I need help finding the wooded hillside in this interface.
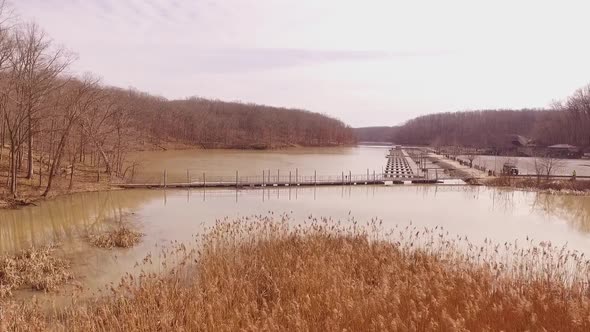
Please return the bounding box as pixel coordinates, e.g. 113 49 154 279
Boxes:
392 109 548 147
145 97 355 149
359 84 590 149
0 5 354 198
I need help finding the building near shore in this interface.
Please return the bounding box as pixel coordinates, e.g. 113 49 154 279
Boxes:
546 144 582 159
507 134 537 156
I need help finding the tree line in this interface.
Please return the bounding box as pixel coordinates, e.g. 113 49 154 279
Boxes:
138 97 355 150
356 84 590 149
0 5 355 198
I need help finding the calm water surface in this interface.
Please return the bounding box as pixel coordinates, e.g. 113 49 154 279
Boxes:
127 146 391 183
1 185 590 294
1 146 589 296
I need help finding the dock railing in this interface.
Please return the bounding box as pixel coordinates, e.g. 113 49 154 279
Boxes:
122 169 390 188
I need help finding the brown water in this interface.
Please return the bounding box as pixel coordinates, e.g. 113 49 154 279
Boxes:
2 185 590 294
127 146 391 183
1 146 590 297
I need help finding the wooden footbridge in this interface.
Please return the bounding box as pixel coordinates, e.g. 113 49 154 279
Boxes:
118 147 457 190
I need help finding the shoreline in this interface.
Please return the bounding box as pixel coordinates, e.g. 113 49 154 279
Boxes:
3 178 589 211
0 183 121 210
2 145 587 210
483 177 590 196
0 144 359 210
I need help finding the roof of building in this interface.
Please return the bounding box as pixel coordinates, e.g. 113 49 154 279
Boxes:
548 144 577 149
509 134 535 147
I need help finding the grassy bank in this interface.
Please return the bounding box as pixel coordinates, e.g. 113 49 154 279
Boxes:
2 215 590 331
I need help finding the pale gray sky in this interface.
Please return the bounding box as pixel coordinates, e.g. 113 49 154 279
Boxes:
13 0 590 127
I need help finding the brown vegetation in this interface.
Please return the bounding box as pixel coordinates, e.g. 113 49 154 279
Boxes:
486 177 590 193
0 245 72 299
87 226 143 249
1 215 590 331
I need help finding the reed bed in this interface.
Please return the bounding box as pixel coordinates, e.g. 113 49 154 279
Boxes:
2 214 590 331
486 176 590 193
87 226 143 249
0 246 72 299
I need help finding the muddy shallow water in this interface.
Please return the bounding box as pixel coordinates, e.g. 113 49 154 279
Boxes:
1 184 590 297
126 146 392 183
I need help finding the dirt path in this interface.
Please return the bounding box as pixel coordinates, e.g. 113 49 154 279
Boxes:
428 153 488 179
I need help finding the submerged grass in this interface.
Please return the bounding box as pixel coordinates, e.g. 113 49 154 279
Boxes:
0 246 72 299
2 214 590 331
87 226 143 249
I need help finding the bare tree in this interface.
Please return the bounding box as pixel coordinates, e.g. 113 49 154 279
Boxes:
466 151 477 168
533 154 565 183
10 23 71 179
43 76 100 197
563 84 590 146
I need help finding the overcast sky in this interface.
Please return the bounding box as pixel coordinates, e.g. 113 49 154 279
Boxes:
13 0 590 127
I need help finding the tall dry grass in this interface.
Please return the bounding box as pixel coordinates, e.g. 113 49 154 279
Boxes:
486 176 590 193
1 214 590 331
0 245 72 299
87 226 143 249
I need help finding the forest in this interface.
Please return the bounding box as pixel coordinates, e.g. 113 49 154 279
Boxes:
0 7 354 199
356 85 590 150
354 126 400 143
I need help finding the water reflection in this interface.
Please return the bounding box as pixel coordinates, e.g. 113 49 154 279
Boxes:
533 194 590 233
1 185 589 256
2 185 590 299
0 190 164 253
127 146 391 183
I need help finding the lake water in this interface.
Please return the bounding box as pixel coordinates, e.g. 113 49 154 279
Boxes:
1 146 590 296
127 146 391 183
